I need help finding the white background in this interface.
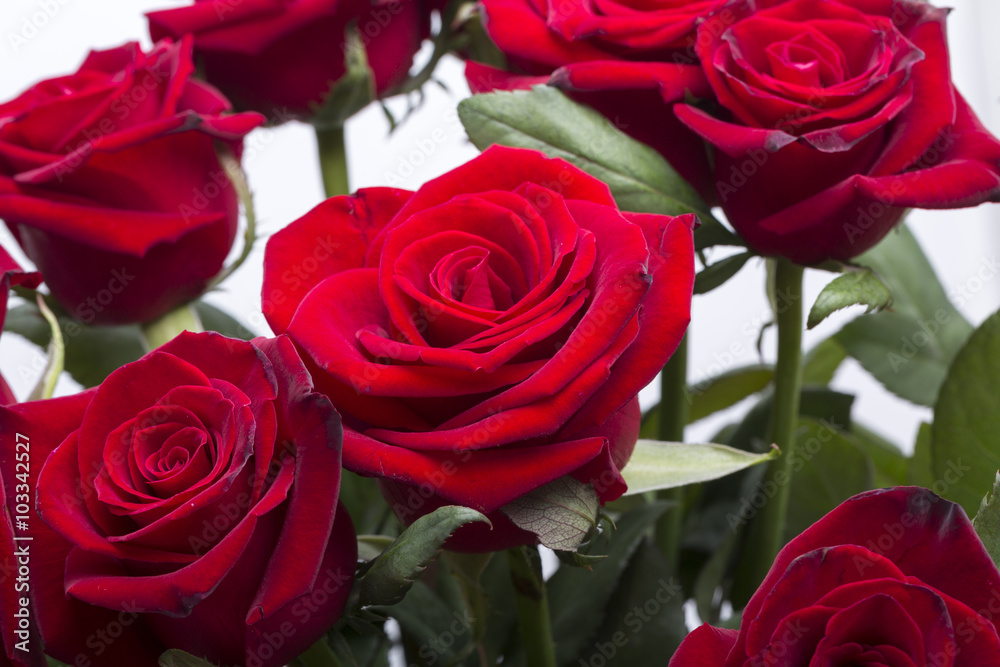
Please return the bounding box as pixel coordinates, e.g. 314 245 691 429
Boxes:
2 0 999 456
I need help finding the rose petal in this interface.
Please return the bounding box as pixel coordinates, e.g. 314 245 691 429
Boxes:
262 188 412 334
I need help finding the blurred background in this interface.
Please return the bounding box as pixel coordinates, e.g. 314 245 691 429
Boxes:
2 0 999 455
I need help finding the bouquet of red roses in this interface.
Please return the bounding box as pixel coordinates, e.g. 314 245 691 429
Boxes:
3 0 1000 665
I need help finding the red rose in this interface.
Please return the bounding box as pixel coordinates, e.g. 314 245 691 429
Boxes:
147 0 430 121
0 332 356 667
675 0 1000 263
0 39 262 325
0 247 41 404
671 487 1000 665
263 145 695 550
466 0 729 199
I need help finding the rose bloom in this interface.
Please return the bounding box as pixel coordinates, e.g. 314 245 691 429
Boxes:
0 39 261 325
147 0 430 121
675 0 1000 263
0 332 356 667
671 487 1000 665
263 145 695 550
0 247 41 404
465 0 732 199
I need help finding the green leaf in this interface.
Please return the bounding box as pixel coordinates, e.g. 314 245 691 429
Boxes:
694 251 754 295
554 548 607 569
801 337 848 386
357 535 395 562
457 86 724 233
688 365 774 424
621 440 779 496
308 27 375 130
340 469 395 536
850 423 908 488
837 224 973 406
547 502 672 667
973 472 1000 569
727 388 856 455
374 580 471 666
835 312 955 407
500 476 598 551
579 540 685 665
693 529 740 625
358 505 490 607
931 308 1000 516
158 649 217 667
908 423 934 487
193 301 255 341
782 419 875 544
807 268 893 329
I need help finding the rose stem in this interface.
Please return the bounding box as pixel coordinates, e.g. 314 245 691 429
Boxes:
315 125 350 197
654 335 689 574
291 637 344 667
744 258 804 591
507 546 558 667
139 303 203 351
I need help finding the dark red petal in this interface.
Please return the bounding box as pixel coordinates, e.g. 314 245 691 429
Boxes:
247 335 347 619
37 431 195 564
366 146 617 263
262 188 412 334
0 179 222 257
244 503 356 667
0 244 41 337
465 62 549 93
343 428 608 513
365 315 639 450
160 331 278 408
869 3 955 176
746 545 907 658
552 60 711 102
479 0 612 70
675 104 797 156
814 593 942 664
63 457 295 616
561 212 694 436
668 625 740 666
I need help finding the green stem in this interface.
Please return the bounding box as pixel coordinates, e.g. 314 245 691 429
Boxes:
315 125 350 198
654 335 689 573
745 259 805 590
507 547 557 667
28 294 64 401
291 637 343 667
140 303 203 351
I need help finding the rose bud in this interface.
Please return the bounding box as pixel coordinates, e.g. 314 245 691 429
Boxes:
147 0 431 122
0 39 262 325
